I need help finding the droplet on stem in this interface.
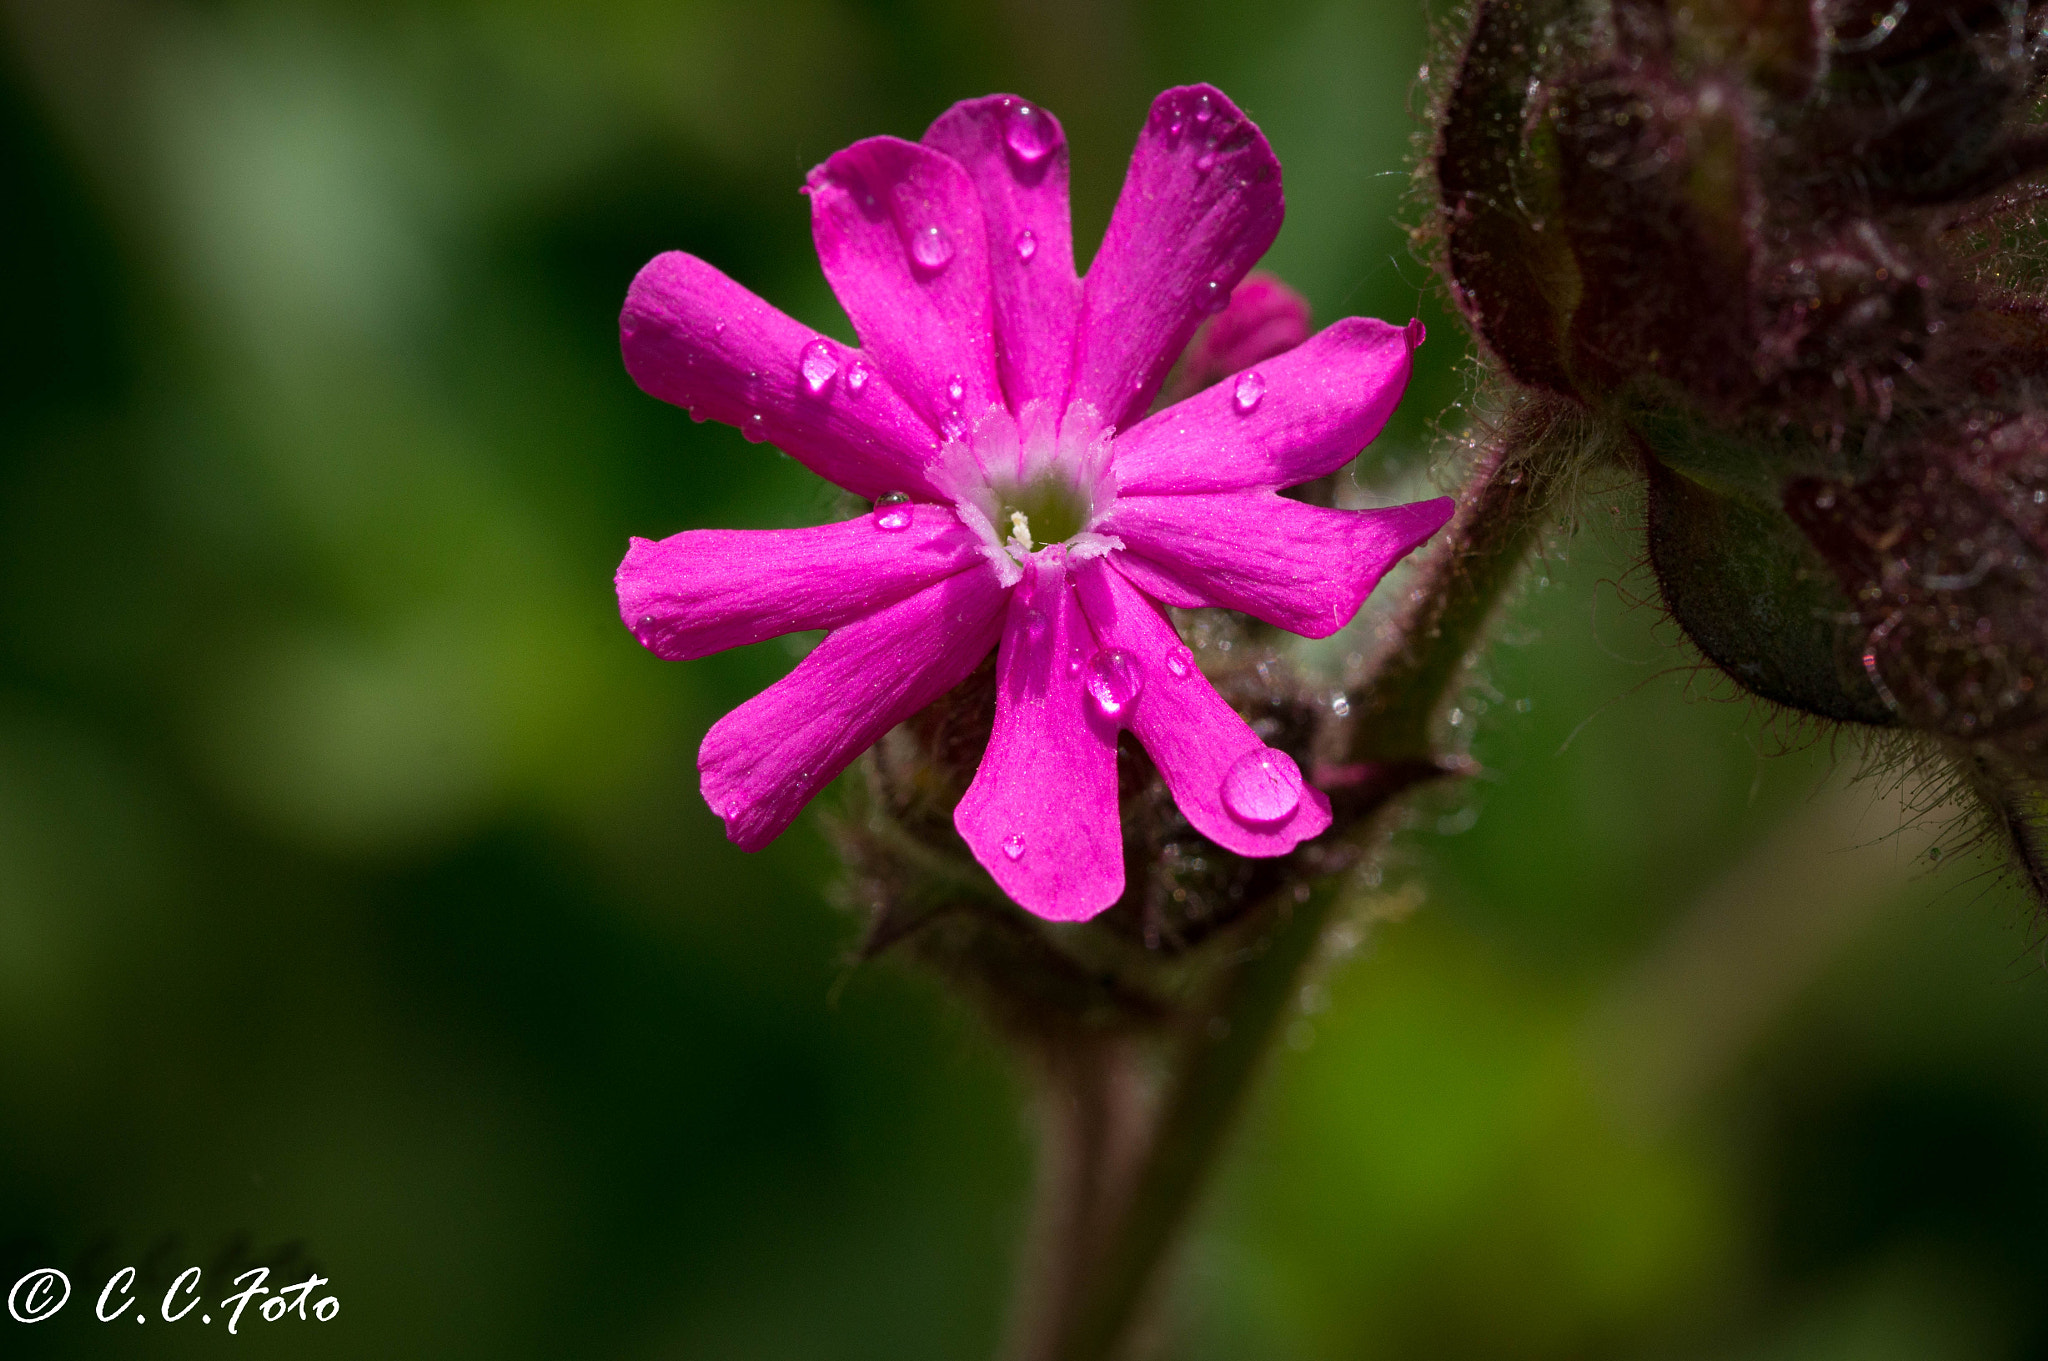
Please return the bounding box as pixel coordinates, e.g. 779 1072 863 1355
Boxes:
1221 748 1304 824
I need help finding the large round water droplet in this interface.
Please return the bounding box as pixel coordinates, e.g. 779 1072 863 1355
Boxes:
1084 649 1144 718
872 491 913 531
910 223 954 271
1233 369 1266 414
1005 103 1055 163
845 359 870 394
1001 832 1026 861
1200 279 1230 313
1164 645 1193 678
1222 748 1304 824
799 338 838 394
1015 228 1037 262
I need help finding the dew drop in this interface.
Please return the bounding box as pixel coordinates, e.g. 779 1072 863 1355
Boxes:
845 358 870 394
742 413 766 442
1200 279 1230 313
1084 649 1144 717
910 223 954 271
1195 151 1217 173
1005 103 1055 163
940 411 968 442
1001 832 1027 861
799 338 838 394
872 491 913 531
1193 92 1214 124
1233 369 1266 414
1015 228 1038 262
1222 748 1304 824
947 373 965 403
1165 645 1193 678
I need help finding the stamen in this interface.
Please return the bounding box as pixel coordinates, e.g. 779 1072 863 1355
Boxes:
1009 510 1035 551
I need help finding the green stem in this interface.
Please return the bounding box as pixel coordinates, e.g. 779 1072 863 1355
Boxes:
1033 393 1582 1361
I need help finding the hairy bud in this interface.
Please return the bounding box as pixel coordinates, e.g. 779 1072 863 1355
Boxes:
1430 0 2048 890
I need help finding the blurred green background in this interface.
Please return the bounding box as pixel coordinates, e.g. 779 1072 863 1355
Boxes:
2 1 2044 1358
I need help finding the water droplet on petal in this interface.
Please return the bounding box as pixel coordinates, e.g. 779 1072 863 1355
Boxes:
1004 103 1055 163
1015 228 1037 262
723 800 742 819
799 338 838 394
1195 151 1216 172
1222 748 1304 824
1200 279 1230 313
947 374 965 403
1001 832 1026 861
940 411 968 442
1233 369 1266 414
1167 117 1185 141
1084 649 1144 717
910 223 954 271
1193 93 1214 124
846 359 870 394
742 414 766 442
872 491 913 531
1165 645 1193 678
1020 607 1048 640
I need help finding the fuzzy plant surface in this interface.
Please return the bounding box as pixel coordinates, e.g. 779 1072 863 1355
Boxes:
1428 0 2048 897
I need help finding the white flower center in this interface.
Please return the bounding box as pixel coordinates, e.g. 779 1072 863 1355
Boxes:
937 399 1124 585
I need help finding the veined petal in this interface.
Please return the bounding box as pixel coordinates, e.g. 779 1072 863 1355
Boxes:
1112 318 1420 495
1072 558 1332 857
1070 85 1285 430
923 95 1083 414
701 568 1009 851
955 550 1124 921
618 508 985 660
806 137 1002 432
621 252 946 501
1098 492 1454 638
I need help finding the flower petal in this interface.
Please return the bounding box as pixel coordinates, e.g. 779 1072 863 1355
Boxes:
1072 558 1332 857
923 95 1083 414
621 252 947 501
1111 318 1421 496
618 508 986 661
1162 271 1312 404
1098 492 1454 637
701 566 1009 851
806 136 1003 432
954 550 1124 921
1070 85 1285 430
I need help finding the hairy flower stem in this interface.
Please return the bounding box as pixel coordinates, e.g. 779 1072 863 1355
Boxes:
1019 395 1583 1361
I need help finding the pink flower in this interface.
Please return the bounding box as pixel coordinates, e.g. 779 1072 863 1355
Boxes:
616 86 1453 923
